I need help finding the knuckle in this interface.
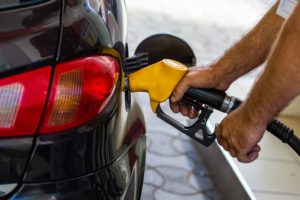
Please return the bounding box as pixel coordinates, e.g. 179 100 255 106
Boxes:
230 151 237 158
237 156 247 163
214 126 221 136
230 148 237 157
170 106 178 113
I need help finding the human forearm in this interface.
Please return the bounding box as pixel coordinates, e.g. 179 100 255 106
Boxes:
241 2 300 125
171 1 284 104
212 1 284 88
206 1 300 163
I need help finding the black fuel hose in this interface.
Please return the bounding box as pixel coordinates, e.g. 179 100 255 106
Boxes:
182 88 300 156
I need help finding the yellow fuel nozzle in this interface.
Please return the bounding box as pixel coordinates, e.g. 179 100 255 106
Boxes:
124 59 188 112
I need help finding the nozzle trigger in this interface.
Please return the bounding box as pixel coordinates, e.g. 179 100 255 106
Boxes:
156 105 215 147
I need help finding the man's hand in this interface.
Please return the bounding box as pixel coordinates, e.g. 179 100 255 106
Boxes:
215 0 300 162
170 66 229 118
170 65 266 163
215 106 266 163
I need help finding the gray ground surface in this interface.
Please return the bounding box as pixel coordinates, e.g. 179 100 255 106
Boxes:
126 0 272 199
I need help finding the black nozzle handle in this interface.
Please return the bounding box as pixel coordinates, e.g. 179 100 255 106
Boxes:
156 105 215 147
182 87 300 156
183 88 240 113
183 88 225 110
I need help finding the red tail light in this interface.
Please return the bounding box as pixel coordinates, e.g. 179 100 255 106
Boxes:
0 55 118 137
39 56 119 134
0 67 51 137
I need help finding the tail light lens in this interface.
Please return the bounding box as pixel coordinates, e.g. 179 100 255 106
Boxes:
39 56 119 134
0 67 51 137
0 55 118 137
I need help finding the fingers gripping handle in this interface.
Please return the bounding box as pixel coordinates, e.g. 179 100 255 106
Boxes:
183 87 300 155
125 58 300 154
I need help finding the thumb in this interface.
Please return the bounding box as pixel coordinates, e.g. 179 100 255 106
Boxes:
171 79 190 103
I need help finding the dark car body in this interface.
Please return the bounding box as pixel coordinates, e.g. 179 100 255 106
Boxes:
0 0 146 199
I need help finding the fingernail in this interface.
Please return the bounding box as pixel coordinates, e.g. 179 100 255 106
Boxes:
173 104 179 112
249 152 257 160
171 96 176 102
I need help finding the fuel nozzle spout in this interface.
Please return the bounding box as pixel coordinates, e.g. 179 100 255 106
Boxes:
123 59 188 112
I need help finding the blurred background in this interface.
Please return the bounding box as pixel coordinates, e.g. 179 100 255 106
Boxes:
127 0 273 64
126 0 276 200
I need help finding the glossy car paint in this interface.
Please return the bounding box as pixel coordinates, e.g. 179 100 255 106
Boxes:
0 0 60 72
0 0 61 186
13 136 146 200
0 0 146 199
58 0 127 61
